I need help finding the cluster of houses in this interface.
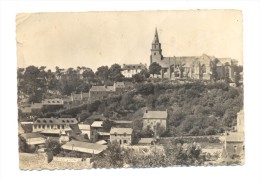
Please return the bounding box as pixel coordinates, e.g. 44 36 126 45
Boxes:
19 102 244 165
19 109 169 156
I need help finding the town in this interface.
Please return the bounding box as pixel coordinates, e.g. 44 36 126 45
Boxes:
18 28 244 169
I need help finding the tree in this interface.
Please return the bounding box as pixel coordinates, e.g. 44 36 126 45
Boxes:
82 68 95 82
132 73 145 83
108 64 124 82
149 62 161 77
45 139 61 156
102 120 116 132
95 66 109 82
211 59 218 82
106 141 124 168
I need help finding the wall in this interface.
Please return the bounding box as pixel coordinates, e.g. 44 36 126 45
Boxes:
143 119 167 131
110 134 132 145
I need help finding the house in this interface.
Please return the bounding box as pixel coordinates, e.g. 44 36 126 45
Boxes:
61 140 107 155
112 120 132 128
42 98 64 106
122 63 147 78
114 82 126 93
20 132 46 145
78 123 98 143
32 117 78 135
71 92 89 104
88 85 115 103
143 110 167 131
110 127 133 145
224 109 244 158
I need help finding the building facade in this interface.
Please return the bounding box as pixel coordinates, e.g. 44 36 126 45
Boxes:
150 28 238 81
143 110 167 131
122 63 147 78
33 118 78 135
110 128 133 145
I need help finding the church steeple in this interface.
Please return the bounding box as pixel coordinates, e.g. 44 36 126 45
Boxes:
150 27 163 62
153 27 159 43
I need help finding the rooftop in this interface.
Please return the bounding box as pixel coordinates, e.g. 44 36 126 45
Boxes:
91 121 103 128
20 132 45 139
143 110 167 119
110 127 133 134
122 63 147 70
226 132 244 142
90 86 115 92
61 140 107 154
34 118 78 125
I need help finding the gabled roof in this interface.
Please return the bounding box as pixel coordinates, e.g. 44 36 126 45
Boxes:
143 110 167 119
42 98 63 105
110 127 133 135
78 124 91 131
91 121 103 128
34 118 78 125
61 140 107 154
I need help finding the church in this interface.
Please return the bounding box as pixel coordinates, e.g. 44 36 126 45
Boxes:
150 28 238 81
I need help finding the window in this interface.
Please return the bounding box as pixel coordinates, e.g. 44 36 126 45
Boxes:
57 125 60 129
61 125 65 129
42 125 45 129
123 140 127 144
154 52 156 55
47 125 50 129
34 125 37 129
114 133 117 136
234 146 237 153
51 125 53 129
124 133 127 137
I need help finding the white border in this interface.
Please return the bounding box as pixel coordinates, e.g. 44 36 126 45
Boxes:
0 1 259 180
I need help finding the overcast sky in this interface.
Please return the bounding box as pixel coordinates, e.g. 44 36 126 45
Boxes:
16 10 242 71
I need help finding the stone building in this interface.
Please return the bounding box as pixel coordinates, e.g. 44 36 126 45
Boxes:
32 117 78 135
143 110 167 131
150 28 238 81
110 127 133 145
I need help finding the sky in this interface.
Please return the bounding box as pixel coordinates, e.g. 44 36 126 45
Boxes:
16 10 243 71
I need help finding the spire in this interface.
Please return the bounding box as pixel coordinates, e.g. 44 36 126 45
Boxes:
153 27 159 43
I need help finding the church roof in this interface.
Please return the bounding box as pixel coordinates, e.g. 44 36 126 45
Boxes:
153 27 159 43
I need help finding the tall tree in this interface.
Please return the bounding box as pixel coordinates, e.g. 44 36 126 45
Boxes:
149 62 161 77
108 64 124 82
95 66 109 82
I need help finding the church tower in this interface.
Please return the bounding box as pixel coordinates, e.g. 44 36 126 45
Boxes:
150 28 163 64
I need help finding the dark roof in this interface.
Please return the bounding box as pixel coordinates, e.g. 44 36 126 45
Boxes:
87 114 106 121
143 110 167 119
42 98 63 105
70 124 81 134
122 63 147 70
20 132 45 139
90 86 114 92
34 118 78 125
110 128 133 135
